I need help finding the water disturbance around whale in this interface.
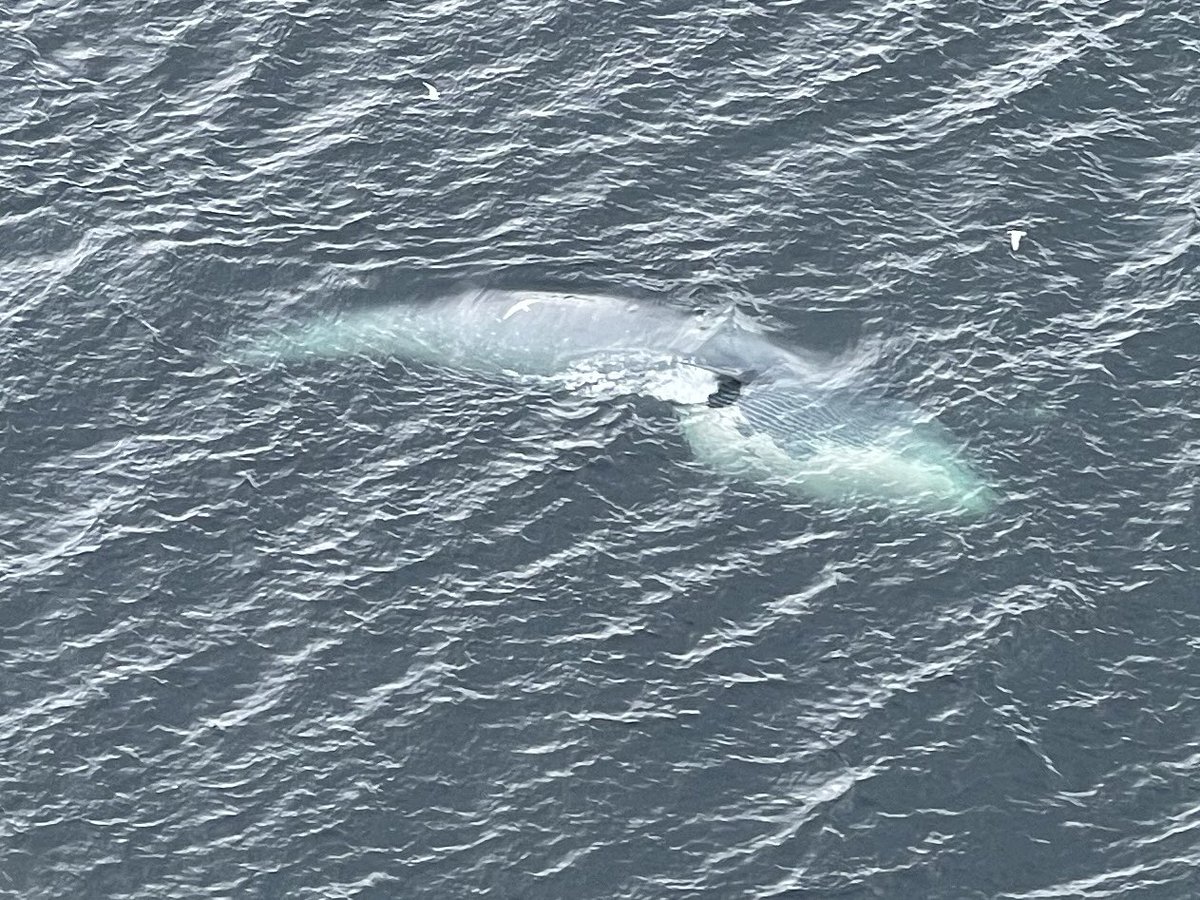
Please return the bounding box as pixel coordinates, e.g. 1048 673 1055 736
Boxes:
236 287 997 515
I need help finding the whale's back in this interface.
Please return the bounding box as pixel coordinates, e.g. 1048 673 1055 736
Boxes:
241 288 710 376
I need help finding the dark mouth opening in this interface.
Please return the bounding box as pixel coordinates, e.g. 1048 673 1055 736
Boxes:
706 374 745 408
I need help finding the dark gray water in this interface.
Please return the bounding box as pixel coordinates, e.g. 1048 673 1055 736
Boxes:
2 0 1198 896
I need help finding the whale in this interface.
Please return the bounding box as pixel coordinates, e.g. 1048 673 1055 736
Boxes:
237 287 997 515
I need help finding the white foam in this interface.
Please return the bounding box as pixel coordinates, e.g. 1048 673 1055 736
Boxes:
641 364 720 405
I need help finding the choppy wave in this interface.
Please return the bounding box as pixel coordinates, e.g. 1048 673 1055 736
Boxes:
1 0 1197 896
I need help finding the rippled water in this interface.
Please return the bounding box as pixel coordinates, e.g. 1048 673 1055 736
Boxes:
2 0 1198 896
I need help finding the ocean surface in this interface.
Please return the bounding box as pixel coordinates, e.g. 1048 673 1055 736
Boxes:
2 0 1198 896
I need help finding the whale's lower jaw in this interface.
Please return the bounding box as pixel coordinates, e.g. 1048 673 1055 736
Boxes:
679 405 997 516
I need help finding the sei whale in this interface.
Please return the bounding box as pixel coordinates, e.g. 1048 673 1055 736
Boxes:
239 287 997 515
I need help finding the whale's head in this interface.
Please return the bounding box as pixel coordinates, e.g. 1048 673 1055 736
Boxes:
679 376 997 516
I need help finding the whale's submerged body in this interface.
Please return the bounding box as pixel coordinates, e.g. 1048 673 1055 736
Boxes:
242 288 997 515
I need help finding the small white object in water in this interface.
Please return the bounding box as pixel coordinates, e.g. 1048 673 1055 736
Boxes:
1007 229 1026 251
422 81 439 100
